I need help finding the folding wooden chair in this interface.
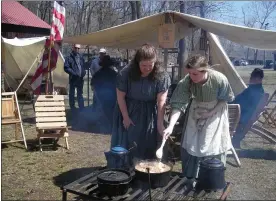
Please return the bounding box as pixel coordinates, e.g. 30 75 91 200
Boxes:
258 90 276 128
227 104 241 167
241 93 270 136
1 92 27 149
34 95 69 152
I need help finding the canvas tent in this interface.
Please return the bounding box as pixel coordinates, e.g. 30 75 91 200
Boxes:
64 11 276 95
1 37 68 93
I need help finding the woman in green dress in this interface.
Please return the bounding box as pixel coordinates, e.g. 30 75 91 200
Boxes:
163 55 234 181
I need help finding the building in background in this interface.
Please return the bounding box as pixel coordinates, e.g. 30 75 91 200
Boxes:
1 1 50 38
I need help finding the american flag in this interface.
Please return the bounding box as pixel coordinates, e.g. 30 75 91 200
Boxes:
30 1 65 94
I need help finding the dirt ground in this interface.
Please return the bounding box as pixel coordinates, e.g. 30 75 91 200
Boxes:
1 67 276 200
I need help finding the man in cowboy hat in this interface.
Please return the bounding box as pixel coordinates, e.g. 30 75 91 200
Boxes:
64 44 86 110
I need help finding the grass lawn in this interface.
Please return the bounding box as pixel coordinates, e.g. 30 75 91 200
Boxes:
1 66 276 200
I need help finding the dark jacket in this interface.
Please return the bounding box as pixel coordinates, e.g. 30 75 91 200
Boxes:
231 84 264 124
64 52 86 81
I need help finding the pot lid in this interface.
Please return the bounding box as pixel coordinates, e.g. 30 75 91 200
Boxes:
97 169 131 184
111 146 128 153
200 158 224 168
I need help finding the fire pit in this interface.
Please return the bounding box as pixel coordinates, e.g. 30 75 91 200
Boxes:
61 167 232 201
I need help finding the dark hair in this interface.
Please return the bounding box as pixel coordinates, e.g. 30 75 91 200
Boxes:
251 68 264 79
99 55 113 68
129 43 164 81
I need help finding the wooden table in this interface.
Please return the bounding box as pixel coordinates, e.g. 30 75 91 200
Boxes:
61 168 231 201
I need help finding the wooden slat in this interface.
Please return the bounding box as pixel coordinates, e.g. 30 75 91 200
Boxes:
2 119 21 124
35 102 65 107
1 98 13 101
36 122 67 128
36 117 66 123
35 107 65 112
250 127 276 144
35 112 66 117
36 95 64 101
2 92 16 96
37 133 68 138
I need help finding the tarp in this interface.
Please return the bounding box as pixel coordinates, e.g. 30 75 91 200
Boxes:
1 36 68 93
63 11 276 95
64 11 276 50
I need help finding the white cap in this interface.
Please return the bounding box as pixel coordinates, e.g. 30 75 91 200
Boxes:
99 48 106 53
74 44 81 48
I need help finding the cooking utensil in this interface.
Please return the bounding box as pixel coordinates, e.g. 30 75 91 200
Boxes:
97 169 132 196
134 160 172 188
156 138 167 159
146 168 152 201
196 158 226 191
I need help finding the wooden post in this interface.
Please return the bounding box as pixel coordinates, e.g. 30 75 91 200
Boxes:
164 49 168 71
163 13 171 71
45 39 53 95
87 46 90 106
126 49 129 63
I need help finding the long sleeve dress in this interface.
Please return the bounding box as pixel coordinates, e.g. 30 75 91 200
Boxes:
170 69 235 178
111 66 171 160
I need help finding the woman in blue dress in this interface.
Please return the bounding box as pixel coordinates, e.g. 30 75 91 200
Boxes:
111 44 171 160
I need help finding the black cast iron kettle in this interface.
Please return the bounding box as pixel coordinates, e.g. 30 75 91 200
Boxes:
196 157 226 191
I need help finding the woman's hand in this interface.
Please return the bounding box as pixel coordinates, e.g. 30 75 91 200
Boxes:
199 110 215 119
162 126 174 140
123 116 135 129
157 123 165 136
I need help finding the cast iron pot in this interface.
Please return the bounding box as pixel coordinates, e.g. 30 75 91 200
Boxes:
97 169 132 196
134 160 172 189
196 158 226 191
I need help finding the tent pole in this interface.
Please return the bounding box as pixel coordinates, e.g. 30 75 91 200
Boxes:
15 47 44 92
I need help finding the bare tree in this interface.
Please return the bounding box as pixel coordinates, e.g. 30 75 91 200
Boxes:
246 2 276 63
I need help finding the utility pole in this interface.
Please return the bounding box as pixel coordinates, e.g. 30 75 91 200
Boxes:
263 23 269 68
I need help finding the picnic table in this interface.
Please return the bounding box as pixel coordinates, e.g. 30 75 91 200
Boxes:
61 167 231 201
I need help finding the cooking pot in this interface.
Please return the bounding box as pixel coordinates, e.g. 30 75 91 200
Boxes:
134 160 172 188
104 144 136 170
97 169 132 196
196 158 226 191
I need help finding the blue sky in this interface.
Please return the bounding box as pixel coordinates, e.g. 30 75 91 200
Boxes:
220 1 276 30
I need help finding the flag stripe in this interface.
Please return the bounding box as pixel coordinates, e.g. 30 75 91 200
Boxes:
31 1 65 95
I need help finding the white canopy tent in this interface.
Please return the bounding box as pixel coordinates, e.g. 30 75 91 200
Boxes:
1 36 68 94
64 11 276 95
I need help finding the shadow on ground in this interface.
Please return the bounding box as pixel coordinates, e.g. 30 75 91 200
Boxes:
53 166 104 187
1 139 63 152
237 148 276 160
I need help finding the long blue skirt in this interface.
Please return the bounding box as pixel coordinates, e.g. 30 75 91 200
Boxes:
111 99 163 160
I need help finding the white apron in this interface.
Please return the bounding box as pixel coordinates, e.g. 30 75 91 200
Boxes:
182 99 232 157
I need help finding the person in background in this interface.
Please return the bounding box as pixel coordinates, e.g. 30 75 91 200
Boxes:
64 44 86 110
111 44 171 160
231 68 265 148
91 55 117 132
90 48 107 77
90 48 107 106
163 55 234 184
